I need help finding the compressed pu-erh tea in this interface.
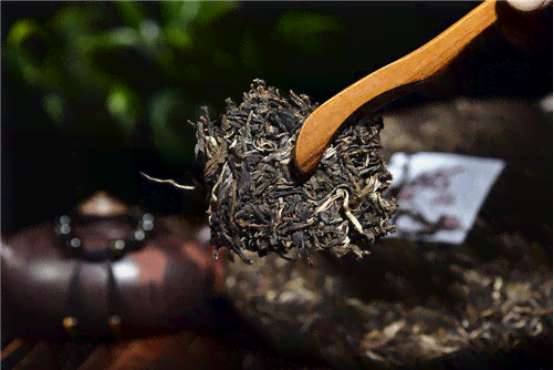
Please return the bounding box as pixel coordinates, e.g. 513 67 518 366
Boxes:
191 80 397 262
221 96 553 369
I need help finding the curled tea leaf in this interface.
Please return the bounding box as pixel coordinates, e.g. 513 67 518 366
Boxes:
193 79 397 261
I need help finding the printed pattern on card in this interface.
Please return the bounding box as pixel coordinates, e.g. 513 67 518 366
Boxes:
386 152 505 244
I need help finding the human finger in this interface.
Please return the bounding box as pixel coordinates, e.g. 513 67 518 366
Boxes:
506 0 552 12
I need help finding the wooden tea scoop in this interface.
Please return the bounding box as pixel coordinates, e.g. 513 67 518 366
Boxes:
294 0 500 175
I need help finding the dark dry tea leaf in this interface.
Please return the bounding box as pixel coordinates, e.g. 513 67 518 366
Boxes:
222 97 553 368
224 248 552 367
191 79 396 263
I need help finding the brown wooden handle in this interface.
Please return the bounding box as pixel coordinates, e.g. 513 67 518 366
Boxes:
294 0 499 175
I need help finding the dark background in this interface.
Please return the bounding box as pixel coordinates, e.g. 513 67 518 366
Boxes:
1 3 552 370
2 1 552 237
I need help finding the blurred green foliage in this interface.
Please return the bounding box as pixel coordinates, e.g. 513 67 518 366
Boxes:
4 1 350 171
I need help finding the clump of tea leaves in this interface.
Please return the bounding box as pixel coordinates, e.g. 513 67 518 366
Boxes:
191 79 396 263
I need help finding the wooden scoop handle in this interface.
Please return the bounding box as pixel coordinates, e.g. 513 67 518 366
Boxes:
294 0 499 176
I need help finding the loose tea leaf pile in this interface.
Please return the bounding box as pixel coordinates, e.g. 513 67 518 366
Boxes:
223 97 553 368
191 80 396 262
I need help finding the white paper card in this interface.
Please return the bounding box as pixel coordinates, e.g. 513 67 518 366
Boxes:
386 152 505 244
